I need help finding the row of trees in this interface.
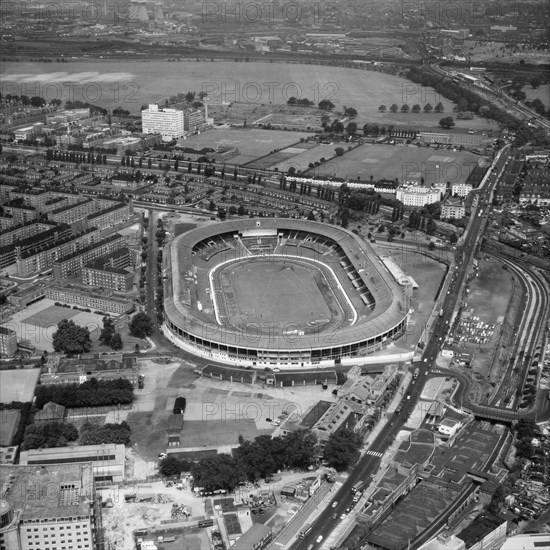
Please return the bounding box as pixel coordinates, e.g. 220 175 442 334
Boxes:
21 421 78 451
379 102 445 113
160 428 363 492
35 378 134 409
21 420 132 450
80 421 132 445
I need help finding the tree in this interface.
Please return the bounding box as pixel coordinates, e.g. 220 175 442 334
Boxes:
324 428 362 471
110 333 123 351
450 233 458 245
128 312 154 338
346 122 358 135
378 105 387 112
434 102 444 113
159 456 184 477
401 104 410 113
191 454 243 492
208 200 216 211
52 319 92 354
389 104 399 113
307 210 316 221
426 217 436 234
99 316 116 347
424 103 433 113
439 116 455 129
344 107 358 117
412 104 421 113
335 147 345 156
237 204 246 216
318 99 335 111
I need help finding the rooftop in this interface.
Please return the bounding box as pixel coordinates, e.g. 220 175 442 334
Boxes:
0 463 94 521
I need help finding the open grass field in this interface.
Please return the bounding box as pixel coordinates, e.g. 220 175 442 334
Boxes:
0 369 41 403
219 260 335 328
22 304 79 328
179 127 311 165
267 143 343 172
0 60 455 117
522 83 550 108
310 143 480 184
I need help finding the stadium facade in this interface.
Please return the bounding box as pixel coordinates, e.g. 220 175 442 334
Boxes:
163 219 410 367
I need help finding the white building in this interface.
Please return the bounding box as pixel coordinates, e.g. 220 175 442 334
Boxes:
451 183 473 197
396 185 442 207
438 418 462 437
141 104 184 142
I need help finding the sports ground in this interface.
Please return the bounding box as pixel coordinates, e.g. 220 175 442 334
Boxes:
219 260 338 328
309 143 480 184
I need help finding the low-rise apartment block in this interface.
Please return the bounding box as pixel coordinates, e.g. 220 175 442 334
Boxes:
451 183 473 197
81 248 134 291
45 286 133 314
441 197 466 219
396 185 442 207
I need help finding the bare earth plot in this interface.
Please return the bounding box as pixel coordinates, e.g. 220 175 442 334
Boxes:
310 144 480 185
22 305 79 327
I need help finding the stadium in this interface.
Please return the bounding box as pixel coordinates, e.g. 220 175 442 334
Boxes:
163 219 411 367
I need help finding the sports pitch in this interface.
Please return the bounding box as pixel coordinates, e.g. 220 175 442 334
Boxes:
22 304 79 328
309 143 480 185
219 260 339 328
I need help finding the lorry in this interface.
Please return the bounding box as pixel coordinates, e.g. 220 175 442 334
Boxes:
351 480 364 494
413 368 419 380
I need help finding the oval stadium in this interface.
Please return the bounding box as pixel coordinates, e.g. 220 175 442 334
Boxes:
163 219 411 367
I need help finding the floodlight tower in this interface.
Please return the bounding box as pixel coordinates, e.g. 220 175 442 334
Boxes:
155 1 164 21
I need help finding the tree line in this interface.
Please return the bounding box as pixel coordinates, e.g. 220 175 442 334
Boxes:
35 378 134 409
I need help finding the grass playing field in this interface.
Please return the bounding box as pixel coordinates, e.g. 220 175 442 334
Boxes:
22 304 79 328
310 143 480 184
219 260 337 328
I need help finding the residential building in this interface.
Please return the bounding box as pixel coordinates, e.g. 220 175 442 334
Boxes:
339 372 376 405
48 199 98 225
396 185 442 207
232 524 272 550
81 248 134 291
0 326 17 357
441 197 466 219
141 104 185 141
85 201 133 230
9 189 49 209
19 443 126 484
311 400 364 448
15 227 101 277
438 417 463 438
183 109 207 132
2 203 38 225
52 234 126 280
45 286 133 314
0 222 57 248
0 462 95 550
451 183 473 197
417 131 483 147
8 284 47 308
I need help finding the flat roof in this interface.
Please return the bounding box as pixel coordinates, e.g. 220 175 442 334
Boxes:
166 219 407 351
0 369 41 403
0 463 94 520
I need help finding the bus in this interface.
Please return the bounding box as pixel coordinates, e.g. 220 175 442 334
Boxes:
351 481 364 494
299 525 313 539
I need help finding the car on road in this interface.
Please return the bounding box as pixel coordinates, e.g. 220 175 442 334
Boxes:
332 500 338 508
341 512 348 520
316 535 323 543
331 512 338 519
